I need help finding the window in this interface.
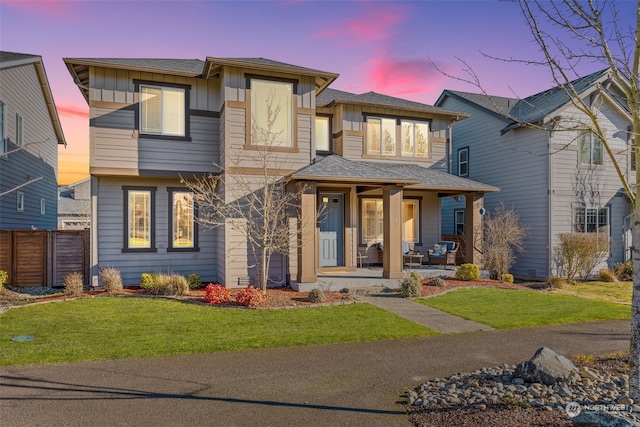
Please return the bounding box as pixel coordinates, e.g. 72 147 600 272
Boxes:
250 78 293 147
574 206 609 234
315 116 331 152
631 146 636 172
455 209 465 234
401 120 429 157
367 117 396 156
123 187 156 251
17 191 24 212
16 113 23 147
361 198 420 244
458 147 469 177
40 198 45 215
140 85 185 137
579 132 604 165
169 189 198 251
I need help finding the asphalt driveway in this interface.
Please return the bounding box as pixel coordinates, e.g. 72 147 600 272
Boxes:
0 320 631 427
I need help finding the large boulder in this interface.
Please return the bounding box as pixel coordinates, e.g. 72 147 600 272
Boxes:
514 347 578 385
572 410 640 427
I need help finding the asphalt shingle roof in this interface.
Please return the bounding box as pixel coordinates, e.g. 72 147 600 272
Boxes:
65 58 205 75
0 51 40 64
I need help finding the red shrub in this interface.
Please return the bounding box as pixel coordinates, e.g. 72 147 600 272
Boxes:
236 286 266 307
204 283 231 304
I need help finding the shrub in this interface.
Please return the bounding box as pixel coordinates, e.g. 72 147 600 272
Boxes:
500 273 514 283
204 283 231 304
428 277 445 287
308 288 326 303
143 273 189 296
236 286 266 307
548 276 566 289
598 268 618 283
482 204 528 280
63 272 84 296
187 273 202 289
0 270 7 292
100 266 123 293
553 233 609 282
140 273 157 290
455 263 480 281
400 271 422 298
613 260 633 281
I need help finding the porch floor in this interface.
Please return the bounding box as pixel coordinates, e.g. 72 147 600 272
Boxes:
291 265 460 293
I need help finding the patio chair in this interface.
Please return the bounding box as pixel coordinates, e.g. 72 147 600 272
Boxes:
427 241 459 269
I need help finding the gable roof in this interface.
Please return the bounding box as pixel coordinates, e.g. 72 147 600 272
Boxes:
437 69 614 133
293 155 498 194
0 51 67 146
318 88 469 118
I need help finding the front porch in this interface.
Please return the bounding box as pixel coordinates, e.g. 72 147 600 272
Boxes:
290 265 461 293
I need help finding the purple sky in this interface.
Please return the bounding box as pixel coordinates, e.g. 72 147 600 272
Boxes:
0 0 635 184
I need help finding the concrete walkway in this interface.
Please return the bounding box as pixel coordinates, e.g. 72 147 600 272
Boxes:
354 290 494 334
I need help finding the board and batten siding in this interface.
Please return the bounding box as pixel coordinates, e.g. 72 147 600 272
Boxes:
93 176 218 285
0 62 60 229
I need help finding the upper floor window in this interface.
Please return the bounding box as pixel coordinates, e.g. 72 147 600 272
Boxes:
367 117 396 156
250 78 293 147
401 120 429 158
40 198 46 215
574 206 609 234
169 189 198 251
458 147 469 177
315 116 331 152
631 146 636 172
16 113 23 147
579 132 603 165
17 191 24 212
140 85 185 137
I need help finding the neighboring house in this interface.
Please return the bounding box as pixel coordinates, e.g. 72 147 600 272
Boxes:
436 69 634 280
64 56 498 288
0 51 66 229
58 178 91 229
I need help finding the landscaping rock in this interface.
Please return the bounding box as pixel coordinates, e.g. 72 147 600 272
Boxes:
571 410 640 427
514 347 578 385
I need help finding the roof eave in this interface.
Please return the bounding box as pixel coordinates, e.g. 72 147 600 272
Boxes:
33 59 66 146
292 174 420 185
319 98 470 119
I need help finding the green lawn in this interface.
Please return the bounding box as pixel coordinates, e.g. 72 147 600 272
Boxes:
0 298 435 366
551 281 632 305
417 288 631 329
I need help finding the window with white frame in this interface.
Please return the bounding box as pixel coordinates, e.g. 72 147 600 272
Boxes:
40 198 45 215
458 147 469 177
361 198 420 244
574 206 609 234
124 187 156 251
17 191 24 212
16 113 23 147
401 120 429 158
579 132 604 165
169 189 197 251
140 85 185 137
315 116 331 152
250 78 293 147
455 209 465 234
367 117 396 156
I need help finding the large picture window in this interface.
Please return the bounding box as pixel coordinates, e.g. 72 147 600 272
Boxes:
250 78 293 147
579 132 604 165
401 120 429 157
140 85 185 137
361 198 420 244
124 187 156 251
169 189 198 251
367 117 396 156
574 206 609 234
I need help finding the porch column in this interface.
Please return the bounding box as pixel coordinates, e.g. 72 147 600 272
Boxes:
383 186 403 279
464 193 484 265
297 183 317 282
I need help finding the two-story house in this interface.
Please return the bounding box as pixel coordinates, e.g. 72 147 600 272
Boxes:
0 51 66 230
437 69 634 280
58 178 91 229
64 56 497 288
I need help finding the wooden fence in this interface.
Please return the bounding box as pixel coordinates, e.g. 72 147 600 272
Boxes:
0 229 90 287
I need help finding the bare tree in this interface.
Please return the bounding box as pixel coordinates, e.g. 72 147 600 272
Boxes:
439 0 639 399
482 203 528 280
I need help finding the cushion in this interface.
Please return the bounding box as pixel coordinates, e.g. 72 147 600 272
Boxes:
433 243 447 256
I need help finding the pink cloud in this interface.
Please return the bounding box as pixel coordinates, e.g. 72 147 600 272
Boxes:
314 5 408 46
1 0 76 18
57 103 89 120
363 57 445 99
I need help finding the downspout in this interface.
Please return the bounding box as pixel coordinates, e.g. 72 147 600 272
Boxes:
548 129 554 278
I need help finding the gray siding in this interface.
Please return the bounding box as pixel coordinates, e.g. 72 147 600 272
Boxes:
0 62 59 229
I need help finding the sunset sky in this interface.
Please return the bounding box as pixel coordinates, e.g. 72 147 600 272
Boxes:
0 0 635 185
